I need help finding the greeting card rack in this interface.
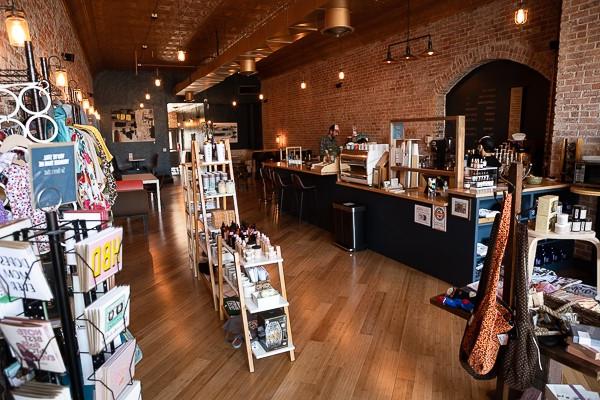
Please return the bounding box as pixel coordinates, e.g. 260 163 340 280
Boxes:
186 138 240 311
0 214 142 400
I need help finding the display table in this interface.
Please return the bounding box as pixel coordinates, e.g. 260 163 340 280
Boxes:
122 173 161 212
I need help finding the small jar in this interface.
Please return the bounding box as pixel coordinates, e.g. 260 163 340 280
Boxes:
217 180 227 194
226 180 235 193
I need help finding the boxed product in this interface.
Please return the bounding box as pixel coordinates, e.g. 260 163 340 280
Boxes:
251 288 281 309
535 212 556 233
545 384 599 400
257 308 288 351
538 195 559 215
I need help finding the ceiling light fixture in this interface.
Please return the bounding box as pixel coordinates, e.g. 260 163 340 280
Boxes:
142 44 148 49
514 0 528 25
232 100 237 107
184 91 194 102
259 93 264 101
177 49 186 62
239 58 257 76
300 80 307 90
151 12 158 19
321 0 354 37
3 2 30 47
383 1 436 63
139 102 144 108
338 70 345 80
145 90 151 100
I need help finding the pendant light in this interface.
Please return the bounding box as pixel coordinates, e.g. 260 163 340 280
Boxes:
139 102 145 109
300 78 307 89
383 47 397 64
82 98 90 110
232 100 237 107
338 70 345 80
403 0 416 61
4 4 30 47
145 90 151 100
422 35 435 56
514 0 528 25
176 0 186 62
154 69 161 87
177 49 186 62
259 94 264 101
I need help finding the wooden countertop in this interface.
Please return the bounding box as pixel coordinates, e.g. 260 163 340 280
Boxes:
447 179 570 198
571 185 600 197
336 181 449 207
263 161 338 176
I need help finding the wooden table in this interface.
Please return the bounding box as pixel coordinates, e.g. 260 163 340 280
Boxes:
122 173 161 212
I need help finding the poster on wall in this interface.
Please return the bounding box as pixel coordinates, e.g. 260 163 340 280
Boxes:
111 109 155 143
414 205 431 227
432 206 447 232
212 122 238 143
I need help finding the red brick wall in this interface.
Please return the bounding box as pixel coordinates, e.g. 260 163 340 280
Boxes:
261 0 561 154
551 0 600 176
0 0 92 97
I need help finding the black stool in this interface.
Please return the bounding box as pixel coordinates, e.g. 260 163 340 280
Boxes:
259 167 272 203
273 171 293 212
291 174 317 224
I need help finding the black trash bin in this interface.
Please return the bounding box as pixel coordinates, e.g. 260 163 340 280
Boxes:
333 202 366 251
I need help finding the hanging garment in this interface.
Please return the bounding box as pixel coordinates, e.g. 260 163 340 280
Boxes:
460 193 513 379
502 222 541 390
52 105 71 142
1 162 49 252
75 125 117 206
71 128 110 210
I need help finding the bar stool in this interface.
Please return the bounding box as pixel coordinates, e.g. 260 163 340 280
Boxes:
258 167 272 203
273 171 293 212
291 174 317 224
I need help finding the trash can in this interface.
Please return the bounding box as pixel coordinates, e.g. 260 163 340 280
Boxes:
333 202 366 251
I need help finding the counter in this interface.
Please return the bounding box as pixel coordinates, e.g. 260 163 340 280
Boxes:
263 161 337 231
448 179 570 198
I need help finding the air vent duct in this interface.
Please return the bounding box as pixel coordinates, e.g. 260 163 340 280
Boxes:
321 0 354 37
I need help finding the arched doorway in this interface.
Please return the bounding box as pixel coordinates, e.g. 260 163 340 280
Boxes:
446 60 550 175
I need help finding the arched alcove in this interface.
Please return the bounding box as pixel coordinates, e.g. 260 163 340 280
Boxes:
446 60 550 175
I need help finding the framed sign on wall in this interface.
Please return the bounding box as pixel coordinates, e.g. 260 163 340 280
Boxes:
111 108 155 143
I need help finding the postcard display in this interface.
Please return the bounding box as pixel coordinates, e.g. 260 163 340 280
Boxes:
0 213 141 400
0 69 140 399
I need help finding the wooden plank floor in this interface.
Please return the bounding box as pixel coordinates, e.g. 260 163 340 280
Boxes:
115 180 595 399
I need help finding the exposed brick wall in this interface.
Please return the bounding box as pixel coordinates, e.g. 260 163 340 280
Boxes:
551 0 600 176
0 0 92 97
261 0 561 154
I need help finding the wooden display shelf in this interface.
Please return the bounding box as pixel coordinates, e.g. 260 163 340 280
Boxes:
251 341 296 360
478 217 496 225
204 192 237 200
198 160 233 167
429 295 600 380
240 256 284 268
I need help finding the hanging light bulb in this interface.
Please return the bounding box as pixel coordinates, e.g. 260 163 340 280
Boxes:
82 98 90 110
145 91 151 100
422 36 435 57
4 9 30 47
177 49 186 62
154 77 161 87
383 47 397 64
232 100 237 107
404 45 416 60
300 80 307 90
259 94 264 101
338 70 345 80
139 102 144 108
55 68 68 87
514 1 528 25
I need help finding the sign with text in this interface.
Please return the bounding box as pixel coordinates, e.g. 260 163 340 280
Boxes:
432 206 447 232
30 143 76 209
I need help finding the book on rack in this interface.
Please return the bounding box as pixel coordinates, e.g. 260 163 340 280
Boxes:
75 227 123 292
84 285 130 355
95 339 136 400
116 380 141 400
0 317 66 373
12 381 71 400
0 241 53 301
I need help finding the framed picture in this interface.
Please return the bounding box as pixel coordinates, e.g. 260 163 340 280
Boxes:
111 108 155 143
414 204 432 227
212 122 238 143
451 197 470 219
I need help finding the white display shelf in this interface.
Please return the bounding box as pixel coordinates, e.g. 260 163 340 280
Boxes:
198 160 232 167
204 192 236 200
251 341 295 360
245 295 288 314
240 256 283 268
528 229 596 241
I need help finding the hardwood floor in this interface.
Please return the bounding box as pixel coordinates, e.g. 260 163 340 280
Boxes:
115 180 593 399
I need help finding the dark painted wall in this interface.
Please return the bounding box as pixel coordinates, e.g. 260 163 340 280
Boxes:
446 60 550 175
196 74 263 150
94 70 187 175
